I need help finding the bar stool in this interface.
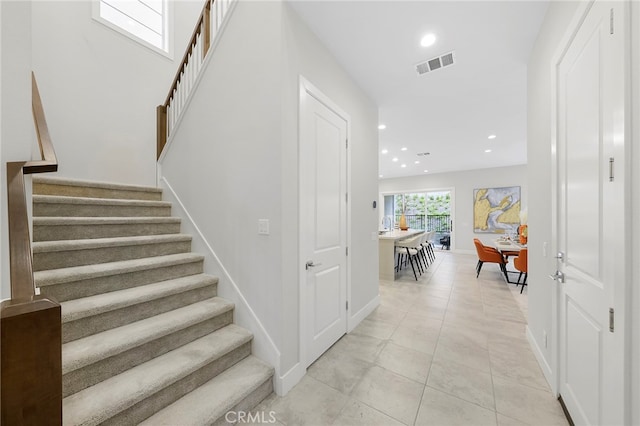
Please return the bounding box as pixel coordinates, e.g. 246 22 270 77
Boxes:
395 233 425 281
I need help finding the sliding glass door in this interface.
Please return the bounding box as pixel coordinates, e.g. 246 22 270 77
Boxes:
382 191 453 246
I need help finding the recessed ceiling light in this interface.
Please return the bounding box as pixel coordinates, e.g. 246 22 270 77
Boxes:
379 174 383 178
414 160 420 164
485 149 492 153
420 33 436 48
392 157 399 162
378 124 387 130
401 164 407 168
381 149 388 154
488 134 496 140
401 147 408 151
424 170 429 173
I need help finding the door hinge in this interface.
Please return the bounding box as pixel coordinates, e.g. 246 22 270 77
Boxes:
609 307 615 332
346 139 348 149
609 157 614 182
346 247 349 256
345 193 348 203
610 8 614 34
346 301 349 311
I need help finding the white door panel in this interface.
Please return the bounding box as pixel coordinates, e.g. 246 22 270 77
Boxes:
556 1 626 424
300 82 348 367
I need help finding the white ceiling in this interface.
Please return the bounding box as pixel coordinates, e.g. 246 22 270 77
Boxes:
288 0 549 179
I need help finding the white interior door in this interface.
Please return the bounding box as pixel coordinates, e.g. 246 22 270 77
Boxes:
300 80 348 367
555 1 626 424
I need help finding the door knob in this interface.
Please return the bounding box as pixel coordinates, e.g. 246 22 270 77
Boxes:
549 270 565 283
305 260 322 270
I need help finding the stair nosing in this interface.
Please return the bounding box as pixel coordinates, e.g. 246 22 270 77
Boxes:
61 274 218 323
62 325 252 426
35 253 204 287
33 234 192 254
33 176 162 193
62 297 235 374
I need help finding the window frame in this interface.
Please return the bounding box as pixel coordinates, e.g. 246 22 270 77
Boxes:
92 0 174 60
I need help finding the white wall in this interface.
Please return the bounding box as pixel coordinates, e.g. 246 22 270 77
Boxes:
281 2 380 374
526 0 580 390
632 4 640 423
378 165 527 252
31 0 203 186
159 0 285 373
159 0 379 394
0 1 34 300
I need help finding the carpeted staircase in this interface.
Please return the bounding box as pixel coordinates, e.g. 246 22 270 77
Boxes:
32 176 274 425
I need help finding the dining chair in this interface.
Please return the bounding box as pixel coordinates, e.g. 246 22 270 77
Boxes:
513 248 528 293
473 238 509 281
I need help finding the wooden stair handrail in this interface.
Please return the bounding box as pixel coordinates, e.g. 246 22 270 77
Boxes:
7 72 58 300
157 0 216 159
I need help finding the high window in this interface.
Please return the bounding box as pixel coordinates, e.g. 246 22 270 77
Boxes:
93 0 171 56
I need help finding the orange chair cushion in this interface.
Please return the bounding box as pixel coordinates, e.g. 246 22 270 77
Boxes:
474 239 506 264
514 249 528 273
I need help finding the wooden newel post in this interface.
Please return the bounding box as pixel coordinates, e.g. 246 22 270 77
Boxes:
157 105 167 159
1 296 62 426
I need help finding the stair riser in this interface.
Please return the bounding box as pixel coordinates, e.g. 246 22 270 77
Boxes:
101 342 251 426
34 240 192 271
34 202 171 218
38 261 204 302
34 222 181 242
63 284 218 343
63 310 234 397
213 381 274 426
33 182 162 201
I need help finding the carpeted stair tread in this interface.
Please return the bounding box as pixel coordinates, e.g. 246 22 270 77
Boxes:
62 324 252 426
33 216 181 226
62 297 234 375
33 176 162 200
140 356 274 426
33 194 171 207
33 194 172 218
33 234 191 254
61 274 218 323
35 253 204 287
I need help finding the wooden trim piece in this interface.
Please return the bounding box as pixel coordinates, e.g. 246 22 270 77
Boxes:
203 0 212 56
157 105 167 159
30 72 58 171
1 296 62 425
6 73 59 300
6 162 35 300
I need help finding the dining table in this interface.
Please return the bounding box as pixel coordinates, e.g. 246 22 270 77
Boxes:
493 238 526 283
378 229 424 280
493 239 527 253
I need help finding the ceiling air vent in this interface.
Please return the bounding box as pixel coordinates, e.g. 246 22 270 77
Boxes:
415 51 456 76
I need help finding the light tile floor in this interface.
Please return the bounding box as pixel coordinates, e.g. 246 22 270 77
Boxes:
253 251 568 426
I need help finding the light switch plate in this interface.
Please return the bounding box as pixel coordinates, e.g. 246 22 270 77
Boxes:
258 219 269 235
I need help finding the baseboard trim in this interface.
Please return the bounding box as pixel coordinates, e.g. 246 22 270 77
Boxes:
558 395 575 426
160 177 282 388
276 362 306 396
526 325 555 392
348 294 380 332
